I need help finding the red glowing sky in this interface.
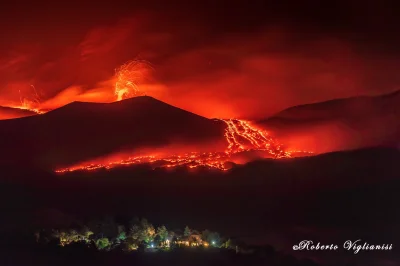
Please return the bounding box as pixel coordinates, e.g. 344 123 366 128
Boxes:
1 1 399 119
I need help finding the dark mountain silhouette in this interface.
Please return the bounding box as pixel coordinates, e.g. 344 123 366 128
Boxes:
0 96 227 169
258 90 400 153
0 106 36 120
1 146 399 232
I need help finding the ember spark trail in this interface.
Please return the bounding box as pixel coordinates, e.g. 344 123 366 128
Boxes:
55 119 312 173
8 85 45 114
114 60 153 101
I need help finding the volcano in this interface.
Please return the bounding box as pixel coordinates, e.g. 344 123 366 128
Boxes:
0 96 228 169
1 91 397 173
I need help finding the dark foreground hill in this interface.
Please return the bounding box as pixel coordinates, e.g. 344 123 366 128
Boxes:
1 246 324 266
0 96 227 169
0 147 399 265
258 90 400 153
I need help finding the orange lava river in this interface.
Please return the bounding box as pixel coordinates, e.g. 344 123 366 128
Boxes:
55 119 312 173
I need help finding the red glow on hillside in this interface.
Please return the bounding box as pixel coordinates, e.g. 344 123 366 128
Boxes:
56 119 312 173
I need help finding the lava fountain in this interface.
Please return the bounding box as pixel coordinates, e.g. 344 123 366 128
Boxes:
114 60 153 101
1 59 152 114
7 85 45 115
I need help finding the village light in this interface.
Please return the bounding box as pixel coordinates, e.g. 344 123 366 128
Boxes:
212 241 216 245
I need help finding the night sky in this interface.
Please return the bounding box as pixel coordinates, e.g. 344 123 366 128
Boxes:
0 0 399 118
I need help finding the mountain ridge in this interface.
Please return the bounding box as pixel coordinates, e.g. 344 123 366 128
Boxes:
257 89 399 153
0 96 227 169
263 89 399 121
0 105 37 120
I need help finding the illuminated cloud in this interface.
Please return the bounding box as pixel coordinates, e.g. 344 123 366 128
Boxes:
79 19 137 60
0 8 399 120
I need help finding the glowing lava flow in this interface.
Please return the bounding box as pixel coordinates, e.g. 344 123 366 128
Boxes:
55 119 312 173
55 153 230 173
114 60 153 101
221 119 290 157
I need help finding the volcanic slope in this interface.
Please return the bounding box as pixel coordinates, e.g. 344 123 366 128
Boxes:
0 106 37 120
0 96 227 168
258 90 400 152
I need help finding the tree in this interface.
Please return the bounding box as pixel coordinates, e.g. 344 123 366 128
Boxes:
95 238 110 250
128 218 155 244
125 237 139 251
223 239 235 249
117 231 127 242
116 225 127 241
157 225 168 242
80 226 94 243
40 218 229 252
140 218 155 243
184 226 191 237
129 224 141 242
68 229 80 243
52 230 70 246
